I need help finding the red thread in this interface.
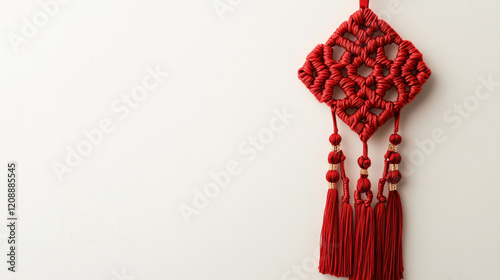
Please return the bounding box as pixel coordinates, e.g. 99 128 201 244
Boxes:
331 108 339 134
374 199 386 279
319 188 339 275
394 110 400 133
374 134 394 279
384 190 404 280
336 189 353 277
298 8 431 142
351 197 375 280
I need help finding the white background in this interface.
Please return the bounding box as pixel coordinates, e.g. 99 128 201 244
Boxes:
0 0 498 279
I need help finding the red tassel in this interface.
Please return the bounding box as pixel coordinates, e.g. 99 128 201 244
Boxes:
319 188 339 275
383 190 404 280
350 192 375 280
333 147 353 277
335 198 353 276
374 200 387 279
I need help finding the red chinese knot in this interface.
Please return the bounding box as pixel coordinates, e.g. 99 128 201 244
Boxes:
298 8 431 142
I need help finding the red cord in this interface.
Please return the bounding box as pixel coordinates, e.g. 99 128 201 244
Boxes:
394 111 400 133
332 108 339 134
360 0 369 9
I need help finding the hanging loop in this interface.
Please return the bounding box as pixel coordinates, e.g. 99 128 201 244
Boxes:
394 110 400 133
360 0 369 9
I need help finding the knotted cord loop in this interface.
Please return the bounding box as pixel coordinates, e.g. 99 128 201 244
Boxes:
298 9 431 142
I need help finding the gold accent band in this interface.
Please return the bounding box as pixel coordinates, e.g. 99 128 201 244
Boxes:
389 164 399 171
388 144 398 152
360 168 368 175
331 145 341 152
388 183 397 191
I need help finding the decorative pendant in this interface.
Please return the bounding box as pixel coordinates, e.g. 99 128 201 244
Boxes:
297 1 431 279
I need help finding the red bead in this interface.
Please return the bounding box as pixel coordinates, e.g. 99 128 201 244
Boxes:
389 133 402 145
386 170 402 184
357 177 371 192
329 133 342 145
326 170 340 183
328 152 342 164
388 152 402 164
357 156 371 169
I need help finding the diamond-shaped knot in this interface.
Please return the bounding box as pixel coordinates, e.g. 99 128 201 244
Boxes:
298 8 431 142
